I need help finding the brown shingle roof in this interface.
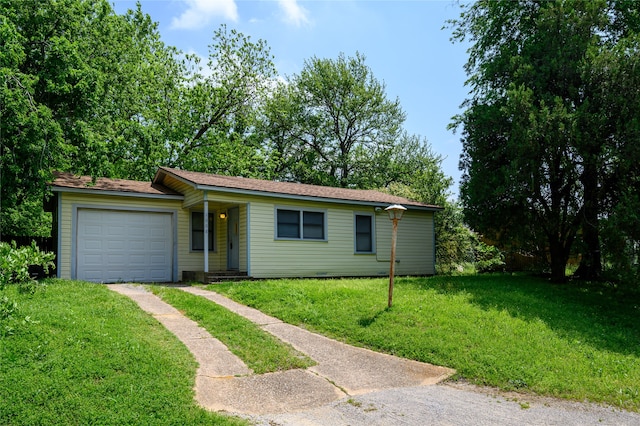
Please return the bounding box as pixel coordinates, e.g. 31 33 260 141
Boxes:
156 167 439 209
51 172 181 196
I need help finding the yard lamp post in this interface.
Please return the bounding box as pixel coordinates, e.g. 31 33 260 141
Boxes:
385 204 406 308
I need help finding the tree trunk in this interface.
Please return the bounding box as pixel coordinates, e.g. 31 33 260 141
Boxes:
548 238 568 283
575 161 602 279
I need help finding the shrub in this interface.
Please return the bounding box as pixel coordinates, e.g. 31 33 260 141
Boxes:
0 241 55 290
474 239 505 272
0 241 54 335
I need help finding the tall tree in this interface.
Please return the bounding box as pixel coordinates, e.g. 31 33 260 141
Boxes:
261 52 406 188
588 25 640 279
160 25 277 177
2 0 107 235
451 0 640 281
1 1 277 236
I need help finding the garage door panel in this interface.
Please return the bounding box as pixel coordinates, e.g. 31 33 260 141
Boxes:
84 225 103 236
77 209 173 283
83 240 103 250
129 241 146 251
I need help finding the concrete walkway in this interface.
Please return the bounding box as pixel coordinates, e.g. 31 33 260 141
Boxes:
107 284 454 415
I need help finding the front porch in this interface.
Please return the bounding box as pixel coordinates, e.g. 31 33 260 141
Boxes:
186 198 249 279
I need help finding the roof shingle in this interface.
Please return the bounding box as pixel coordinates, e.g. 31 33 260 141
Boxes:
156 167 439 209
51 172 180 196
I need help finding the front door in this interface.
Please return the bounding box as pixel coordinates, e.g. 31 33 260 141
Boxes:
227 207 239 270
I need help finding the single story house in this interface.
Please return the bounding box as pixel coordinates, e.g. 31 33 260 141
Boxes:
50 167 441 283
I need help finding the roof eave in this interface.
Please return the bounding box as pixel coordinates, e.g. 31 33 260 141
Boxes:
193 183 440 211
51 186 185 200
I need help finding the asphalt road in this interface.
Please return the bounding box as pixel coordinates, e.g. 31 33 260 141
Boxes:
246 381 640 426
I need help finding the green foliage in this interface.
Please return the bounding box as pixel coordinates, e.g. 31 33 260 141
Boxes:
473 238 504 273
261 52 407 188
0 280 246 425
1 1 280 235
0 295 20 336
450 0 640 282
161 25 277 177
215 276 640 411
0 241 54 335
600 190 640 285
0 241 55 289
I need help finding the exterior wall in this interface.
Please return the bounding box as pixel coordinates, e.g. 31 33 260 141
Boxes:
177 207 226 274
58 186 435 282
247 197 435 278
160 175 203 208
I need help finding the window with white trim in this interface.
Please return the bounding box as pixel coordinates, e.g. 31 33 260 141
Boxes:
191 211 215 251
354 213 374 253
276 208 326 240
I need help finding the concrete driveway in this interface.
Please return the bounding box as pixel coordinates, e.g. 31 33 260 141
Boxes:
108 284 640 425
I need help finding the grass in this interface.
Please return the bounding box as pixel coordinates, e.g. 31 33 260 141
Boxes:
0 280 247 426
210 274 640 411
147 285 314 374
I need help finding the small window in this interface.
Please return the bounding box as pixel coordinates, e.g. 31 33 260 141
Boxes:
355 214 374 253
276 208 326 240
191 211 214 251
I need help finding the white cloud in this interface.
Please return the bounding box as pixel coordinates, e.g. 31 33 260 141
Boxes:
278 0 310 27
171 0 238 30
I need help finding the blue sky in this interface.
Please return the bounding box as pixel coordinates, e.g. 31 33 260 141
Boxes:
112 0 470 197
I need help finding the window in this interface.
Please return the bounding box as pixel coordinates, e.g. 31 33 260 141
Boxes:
191 211 215 251
303 211 324 239
355 214 374 253
276 209 300 238
276 208 326 240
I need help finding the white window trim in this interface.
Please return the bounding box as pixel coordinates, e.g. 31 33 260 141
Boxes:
354 212 376 254
190 210 216 252
274 206 328 241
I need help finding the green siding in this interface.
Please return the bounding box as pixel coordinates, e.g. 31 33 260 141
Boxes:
58 186 436 281
248 199 435 278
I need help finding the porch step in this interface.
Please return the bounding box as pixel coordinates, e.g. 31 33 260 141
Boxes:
205 271 250 284
183 270 250 284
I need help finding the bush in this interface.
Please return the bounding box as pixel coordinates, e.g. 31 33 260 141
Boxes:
474 239 505 272
0 241 55 290
0 241 54 335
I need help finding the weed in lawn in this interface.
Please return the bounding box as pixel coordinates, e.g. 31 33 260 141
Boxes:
347 398 362 407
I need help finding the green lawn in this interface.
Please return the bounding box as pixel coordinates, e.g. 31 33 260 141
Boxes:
3 275 638 423
148 285 314 374
0 280 246 426
210 274 640 411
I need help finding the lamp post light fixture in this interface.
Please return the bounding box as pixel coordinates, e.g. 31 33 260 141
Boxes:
385 204 406 308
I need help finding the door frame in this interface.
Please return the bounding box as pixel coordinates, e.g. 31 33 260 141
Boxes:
227 207 240 270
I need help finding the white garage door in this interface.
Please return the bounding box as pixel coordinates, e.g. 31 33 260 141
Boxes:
76 209 173 283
